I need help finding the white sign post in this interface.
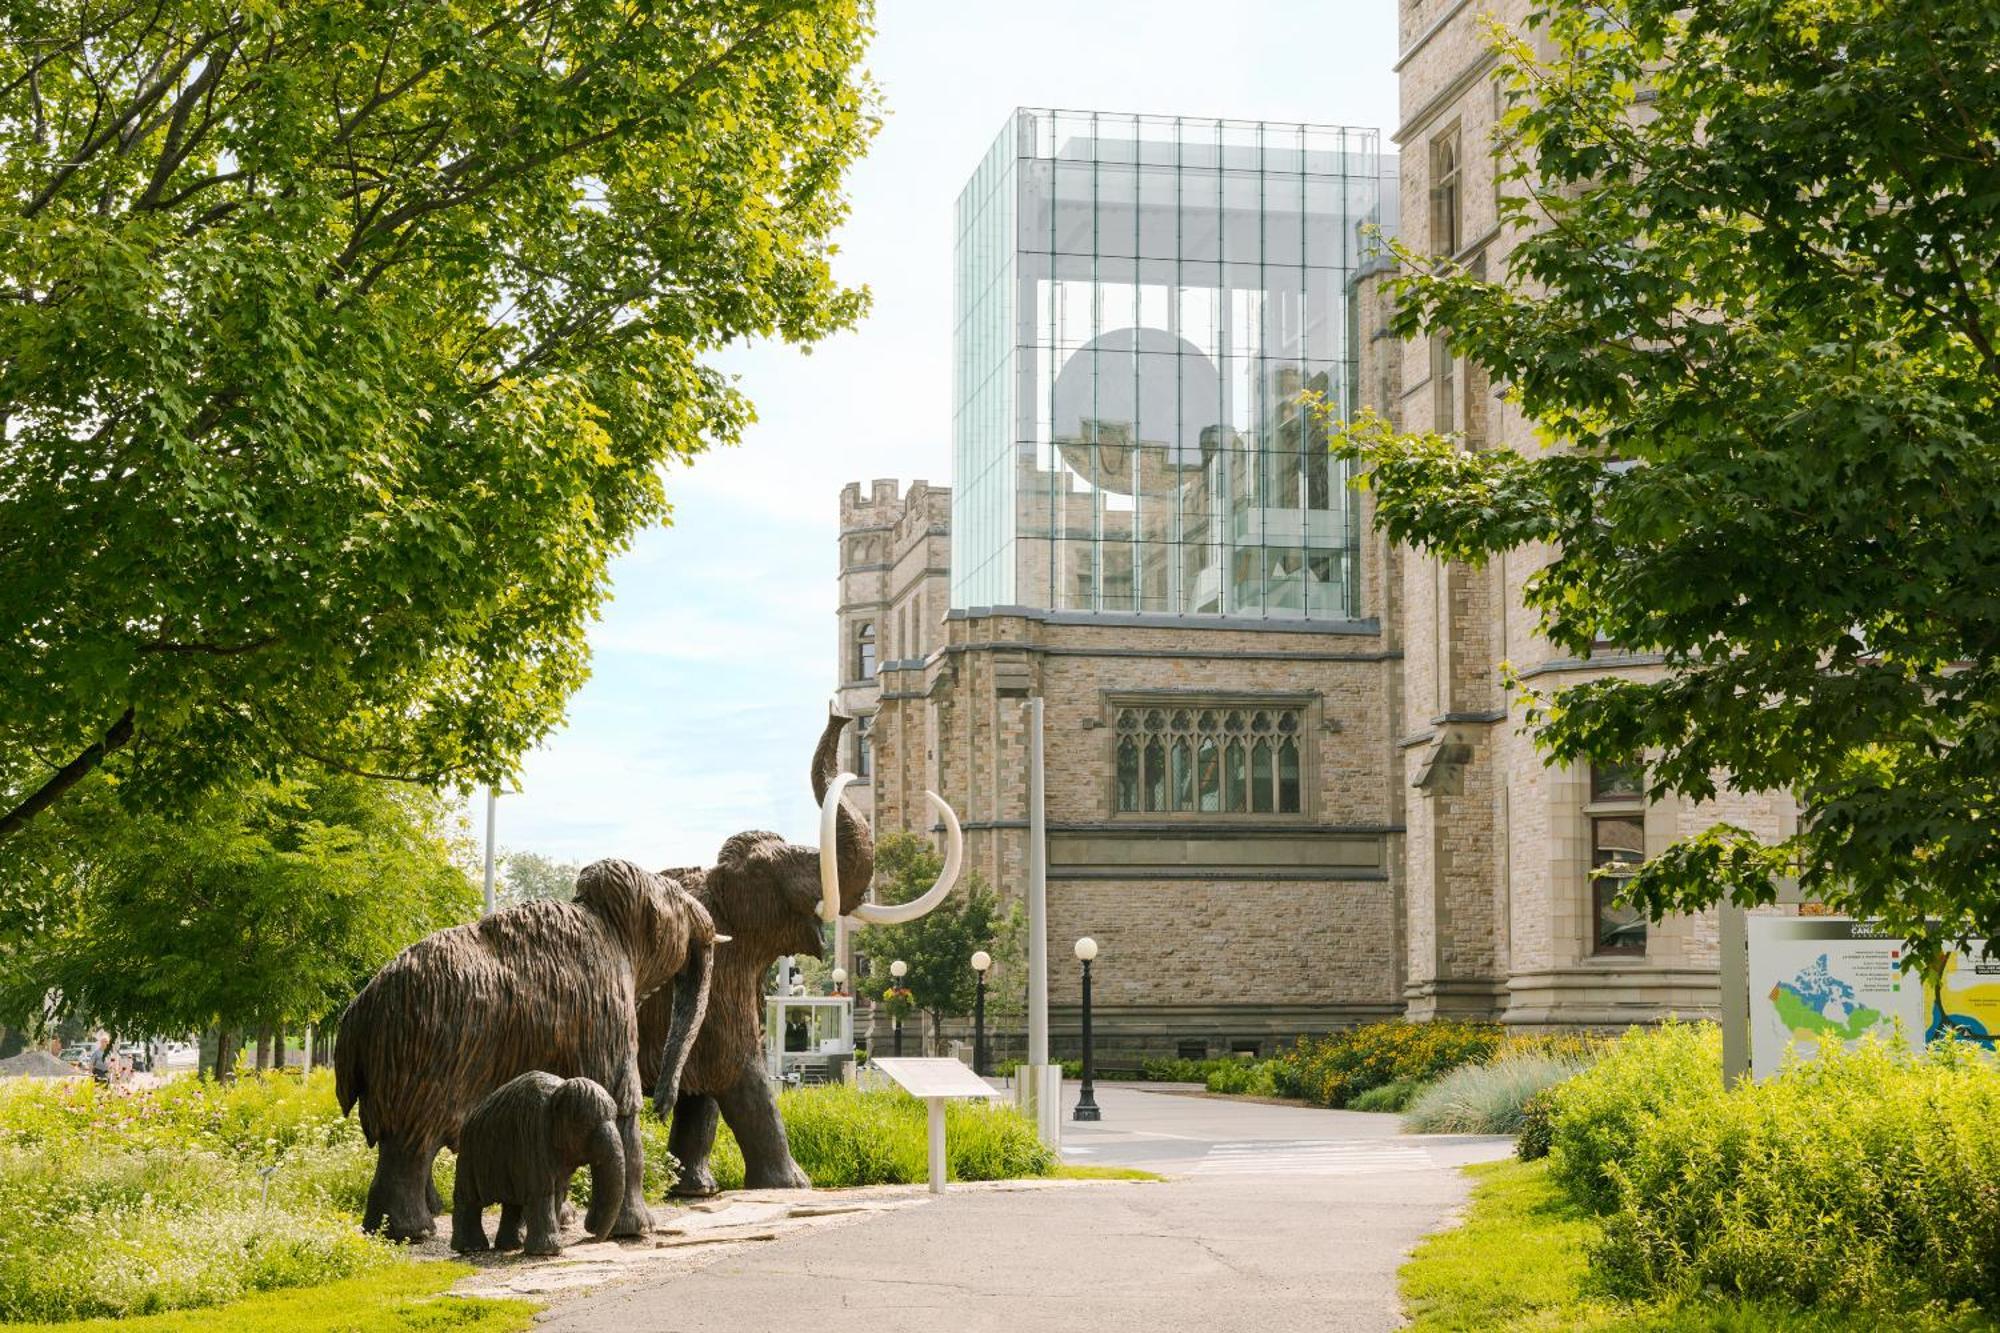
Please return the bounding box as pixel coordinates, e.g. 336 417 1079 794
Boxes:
871 1057 1001 1194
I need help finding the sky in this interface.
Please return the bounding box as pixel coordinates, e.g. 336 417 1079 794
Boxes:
494 0 1404 872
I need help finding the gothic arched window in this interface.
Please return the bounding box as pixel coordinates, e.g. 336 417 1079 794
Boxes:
1110 700 1310 816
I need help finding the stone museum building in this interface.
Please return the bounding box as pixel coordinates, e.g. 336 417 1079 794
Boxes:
839 82 1794 1061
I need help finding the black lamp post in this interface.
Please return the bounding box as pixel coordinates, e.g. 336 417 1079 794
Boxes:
1073 937 1101 1121
889 959 907 1057
970 950 991 1076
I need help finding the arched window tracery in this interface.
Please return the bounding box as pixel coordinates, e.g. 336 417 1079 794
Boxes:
1110 702 1306 815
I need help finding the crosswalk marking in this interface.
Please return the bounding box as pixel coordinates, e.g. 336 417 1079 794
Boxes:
1188 1139 1435 1177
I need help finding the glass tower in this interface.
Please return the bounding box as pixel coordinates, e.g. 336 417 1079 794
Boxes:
951 109 1394 619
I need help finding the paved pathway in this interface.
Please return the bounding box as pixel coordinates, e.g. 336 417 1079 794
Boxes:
532 1082 1511 1333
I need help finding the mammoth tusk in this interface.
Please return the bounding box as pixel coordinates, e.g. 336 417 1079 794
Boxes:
712 934 732 944
818 771 857 923
848 792 963 926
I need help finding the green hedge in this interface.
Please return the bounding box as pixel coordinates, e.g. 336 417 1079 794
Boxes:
1544 1024 2000 1317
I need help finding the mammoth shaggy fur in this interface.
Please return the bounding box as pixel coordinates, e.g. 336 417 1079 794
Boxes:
637 711 874 1195
451 1071 624 1257
337 858 715 1241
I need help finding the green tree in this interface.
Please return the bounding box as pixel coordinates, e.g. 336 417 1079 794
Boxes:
854 833 1023 1046
0 0 879 842
0 769 478 1065
499 848 580 908
1339 1 2000 961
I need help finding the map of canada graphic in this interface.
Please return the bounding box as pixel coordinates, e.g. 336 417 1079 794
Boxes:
1769 954 1887 1042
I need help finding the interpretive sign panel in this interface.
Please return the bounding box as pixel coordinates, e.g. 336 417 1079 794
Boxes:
869 1057 1000 1195
1748 918 1932 1077
870 1057 1000 1100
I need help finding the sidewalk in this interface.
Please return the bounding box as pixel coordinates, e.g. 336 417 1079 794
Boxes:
530 1083 1513 1333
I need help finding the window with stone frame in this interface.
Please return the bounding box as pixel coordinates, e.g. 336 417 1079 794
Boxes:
855 714 873 779
854 621 876 681
1429 123 1462 257
1110 699 1309 817
1588 760 1647 955
1431 333 1457 435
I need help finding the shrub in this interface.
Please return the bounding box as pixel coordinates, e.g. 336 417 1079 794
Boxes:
1203 1060 1280 1098
1545 1021 1722 1214
1403 1053 1588 1135
1587 1037 2000 1314
1514 1088 1557 1161
1348 1078 1428 1113
1274 1021 1505 1108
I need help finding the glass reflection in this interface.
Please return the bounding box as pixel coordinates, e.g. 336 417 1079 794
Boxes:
952 109 1389 618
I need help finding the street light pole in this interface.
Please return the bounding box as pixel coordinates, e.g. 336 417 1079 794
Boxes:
970 950 991 1076
481 785 498 916
889 959 907 1058
1073 937 1100 1122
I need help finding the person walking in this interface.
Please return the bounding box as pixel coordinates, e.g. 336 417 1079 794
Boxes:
88 1032 113 1085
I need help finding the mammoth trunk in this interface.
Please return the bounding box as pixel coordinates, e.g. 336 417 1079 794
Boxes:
651 942 714 1118
810 711 874 913
581 1121 626 1240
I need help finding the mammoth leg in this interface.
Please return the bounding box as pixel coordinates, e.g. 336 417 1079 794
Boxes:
448 1178 488 1254
523 1190 563 1257
608 1111 651 1238
717 1057 810 1191
371 1134 439 1242
494 1203 524 1251
666 1092 721 1198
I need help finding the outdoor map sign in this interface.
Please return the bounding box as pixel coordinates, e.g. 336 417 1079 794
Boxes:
1745 917 2000 1078
1747 918 1926 1077
869 1058 1000 1193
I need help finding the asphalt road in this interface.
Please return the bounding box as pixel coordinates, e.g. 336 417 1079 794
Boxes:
535 1082 1512 1333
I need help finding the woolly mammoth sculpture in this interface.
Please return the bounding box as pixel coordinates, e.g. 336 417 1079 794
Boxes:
638 709 962 1194
451 1071 624 1256
337 858 717 1242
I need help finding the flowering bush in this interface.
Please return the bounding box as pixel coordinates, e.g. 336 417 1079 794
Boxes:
1271 1021 1507 1108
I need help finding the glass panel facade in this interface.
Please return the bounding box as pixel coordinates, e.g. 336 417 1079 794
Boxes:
951 108 1393 619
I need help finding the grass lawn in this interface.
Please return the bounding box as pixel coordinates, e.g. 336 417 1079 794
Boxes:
7 1263 537 1333
1400 1160 1993 1332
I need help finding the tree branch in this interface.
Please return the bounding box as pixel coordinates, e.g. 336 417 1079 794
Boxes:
0 709 136 842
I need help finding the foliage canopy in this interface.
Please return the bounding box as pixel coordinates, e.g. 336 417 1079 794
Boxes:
0 769 478 1039
1341 0 2000 961
0 0 879 839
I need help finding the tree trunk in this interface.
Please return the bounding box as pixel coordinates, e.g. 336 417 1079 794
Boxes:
213 1027 237 1081
255 1024 272 1071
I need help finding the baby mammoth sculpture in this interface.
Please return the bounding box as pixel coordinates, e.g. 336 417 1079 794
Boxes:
638 709 962 1195
451 1071 624 1256
337 858 717 1242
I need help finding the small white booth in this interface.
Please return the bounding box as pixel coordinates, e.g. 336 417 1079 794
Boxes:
763 994 855 1087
